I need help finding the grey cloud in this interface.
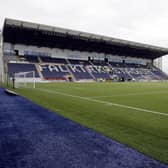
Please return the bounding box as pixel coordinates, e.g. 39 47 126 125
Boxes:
0 0 168 47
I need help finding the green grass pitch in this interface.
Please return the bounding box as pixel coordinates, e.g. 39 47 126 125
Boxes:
13 82 168 164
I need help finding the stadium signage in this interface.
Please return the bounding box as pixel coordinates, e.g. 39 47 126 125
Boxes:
39 64 112 74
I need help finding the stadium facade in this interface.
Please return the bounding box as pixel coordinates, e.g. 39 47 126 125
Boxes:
0 29 3 82
154 57 163 70
1 18 168 83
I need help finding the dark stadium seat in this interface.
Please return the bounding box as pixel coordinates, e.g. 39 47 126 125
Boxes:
39 64 70 80
8 63 39 77
7 59 168 81
40 57 67 64
24 55 39 63
67 59 94 80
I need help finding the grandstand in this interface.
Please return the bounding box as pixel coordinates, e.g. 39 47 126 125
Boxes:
1 18 168 83
1 18 168 167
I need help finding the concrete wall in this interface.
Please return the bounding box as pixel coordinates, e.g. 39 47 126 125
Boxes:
154 57 162 70
159 55 168 74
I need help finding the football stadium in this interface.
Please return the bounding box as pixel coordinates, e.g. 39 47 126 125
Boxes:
0 18 168 168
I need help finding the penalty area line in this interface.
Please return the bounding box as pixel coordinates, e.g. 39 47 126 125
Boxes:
35 88 168 117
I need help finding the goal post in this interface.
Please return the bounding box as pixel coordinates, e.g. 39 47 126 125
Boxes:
14 71 36 88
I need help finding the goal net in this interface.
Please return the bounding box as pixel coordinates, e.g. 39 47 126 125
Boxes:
14 71 36 88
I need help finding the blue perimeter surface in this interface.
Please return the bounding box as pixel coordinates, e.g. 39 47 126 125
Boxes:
0 88 167 168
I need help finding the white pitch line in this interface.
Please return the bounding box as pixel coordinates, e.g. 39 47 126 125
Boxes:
90 91 168 98
35 88 168 117
71 87 83 90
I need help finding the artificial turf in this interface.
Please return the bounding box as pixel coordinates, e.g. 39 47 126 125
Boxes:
10 82 168 164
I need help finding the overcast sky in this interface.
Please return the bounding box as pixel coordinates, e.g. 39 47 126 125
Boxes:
0 0 168 71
